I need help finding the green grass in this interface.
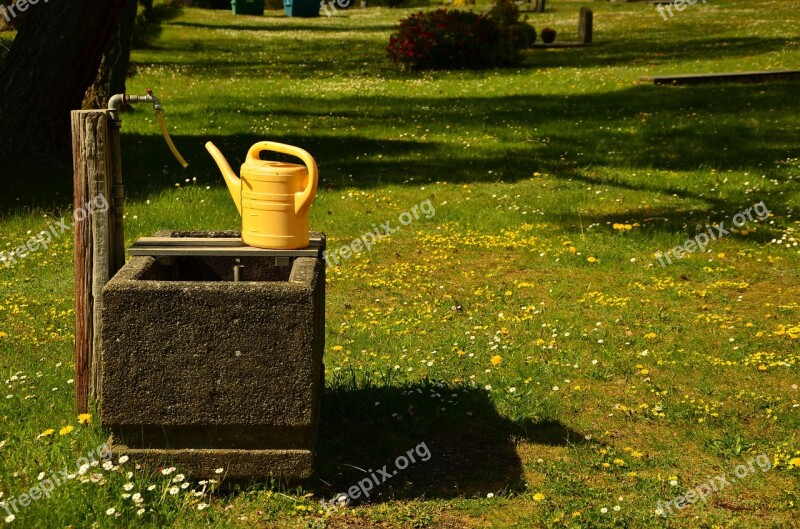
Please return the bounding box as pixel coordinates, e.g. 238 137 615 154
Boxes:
1 0 800 527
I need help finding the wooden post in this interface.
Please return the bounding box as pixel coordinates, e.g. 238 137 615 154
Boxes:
72 110 123 414
534 0 545 13
579 7 593 44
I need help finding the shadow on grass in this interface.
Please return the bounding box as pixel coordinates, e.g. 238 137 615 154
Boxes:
529 36 798 70
165 20 397 33
134 0 186 49
312 379 587 502
1 82 797 232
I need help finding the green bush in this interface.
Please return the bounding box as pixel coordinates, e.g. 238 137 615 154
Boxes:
489 0 536 63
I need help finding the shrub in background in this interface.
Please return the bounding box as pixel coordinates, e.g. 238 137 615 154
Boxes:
387 9 499 70
387 1 534 71
488 0 536 64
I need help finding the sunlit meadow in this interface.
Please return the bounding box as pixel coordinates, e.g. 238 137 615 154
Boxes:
1 0 799 527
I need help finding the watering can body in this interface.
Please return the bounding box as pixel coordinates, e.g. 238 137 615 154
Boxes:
206 141 319 249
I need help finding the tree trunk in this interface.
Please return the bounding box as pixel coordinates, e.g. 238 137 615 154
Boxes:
83 0 139 111
0 0 126 161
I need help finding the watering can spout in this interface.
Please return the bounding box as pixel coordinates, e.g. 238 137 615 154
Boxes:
205 141 242 215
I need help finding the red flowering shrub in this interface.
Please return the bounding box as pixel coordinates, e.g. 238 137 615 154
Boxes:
387 4 535 71
386 9 501 71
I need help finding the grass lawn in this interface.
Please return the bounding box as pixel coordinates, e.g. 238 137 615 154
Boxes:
1 0 800 527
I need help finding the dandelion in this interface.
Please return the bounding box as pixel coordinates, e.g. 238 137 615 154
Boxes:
533 492 545 501
37 429 55 439
490 355 502 366
587 256 598 263
59 425 74 436
77 414 92 425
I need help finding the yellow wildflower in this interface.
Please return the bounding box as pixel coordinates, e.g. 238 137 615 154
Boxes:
38 429 55 439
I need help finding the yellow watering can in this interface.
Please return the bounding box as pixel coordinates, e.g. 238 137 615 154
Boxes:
206 141 319 249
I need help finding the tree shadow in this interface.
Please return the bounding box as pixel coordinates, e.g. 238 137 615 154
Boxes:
1 81 797 233
134 0 186 49
310 380 589 502
165 20 396 33
527 36 797 70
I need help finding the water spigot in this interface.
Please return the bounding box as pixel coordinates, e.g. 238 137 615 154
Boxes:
108 90 188 168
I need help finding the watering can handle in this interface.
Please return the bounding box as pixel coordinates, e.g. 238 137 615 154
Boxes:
247 141 318 215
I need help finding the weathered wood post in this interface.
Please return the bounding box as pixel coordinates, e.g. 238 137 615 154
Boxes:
579 7 593 44
72 110 124 414
534 0 545 13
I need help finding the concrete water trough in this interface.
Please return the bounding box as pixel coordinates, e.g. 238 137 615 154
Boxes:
100 231 326 482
